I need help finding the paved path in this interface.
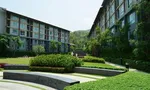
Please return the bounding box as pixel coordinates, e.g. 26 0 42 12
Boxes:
0 72 56 90
106 62 149 73
0 71 106 90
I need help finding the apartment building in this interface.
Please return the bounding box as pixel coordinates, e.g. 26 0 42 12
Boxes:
88 0 141 39
0 7 70 53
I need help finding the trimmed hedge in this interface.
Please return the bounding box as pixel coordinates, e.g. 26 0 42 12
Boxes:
104 57 150 72
82 56 105 63
29 67 65 73
30 54 83 72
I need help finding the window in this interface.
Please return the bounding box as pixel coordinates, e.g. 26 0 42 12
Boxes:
33 27 39 32
111 28 116 34
119 4 124 18
12 29 18 35
110 15 115 26
33 22 39 27
11 21 19 28
20 18 27 24
20 31 25 36
20 24 27 30
128 0 134 7
121 20 125 28
40 29 45 34
110 3 115 15
40 34 44 39
118 0 123 6
40 24 45 29
11 15 19 21
33 33 39 38
129 12 136 24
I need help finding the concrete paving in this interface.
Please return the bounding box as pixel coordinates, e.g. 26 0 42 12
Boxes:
0 72 56 90
0 71 106 90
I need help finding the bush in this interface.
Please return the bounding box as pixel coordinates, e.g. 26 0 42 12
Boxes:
32 45 45 55
104 57 150 72
82 56 105 63
30 54 83 72
29 67 65 73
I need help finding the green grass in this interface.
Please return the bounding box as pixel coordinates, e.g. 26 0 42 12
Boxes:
82 62 125 70
0 57 31 65
65 71 150 90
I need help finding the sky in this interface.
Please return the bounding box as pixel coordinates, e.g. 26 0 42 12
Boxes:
0 0 103 32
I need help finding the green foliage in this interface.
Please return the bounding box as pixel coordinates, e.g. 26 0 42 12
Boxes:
130 0 150 60
30 54 83 72
85 27 111 56
32 45 45 55
82 56 105 63
0 34 22 57
64 72 150 90
29 67 65 73
70 30 89 50
104 57 150 72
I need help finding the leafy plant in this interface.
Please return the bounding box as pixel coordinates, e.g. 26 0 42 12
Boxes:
32 45 45 55
82 56 105 63
30 54 83 72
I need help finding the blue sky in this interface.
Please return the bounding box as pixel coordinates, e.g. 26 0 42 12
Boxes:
0 0 103 31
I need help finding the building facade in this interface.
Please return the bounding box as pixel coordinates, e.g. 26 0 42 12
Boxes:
88 0 141 39
0 7 70 53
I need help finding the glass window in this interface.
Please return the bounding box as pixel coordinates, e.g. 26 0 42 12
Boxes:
33 27 39 32
128 0 135 7
20 24 27 30
33 33 39 38
10 29 18 35
111 28 116 34
119 4 124 18
40 24 45 29
20 18 27 24
11 15 19 21
118 0 123 6
40 29 45 34
11 21 19 28
40 34 44 39
129 12 136 24
110 3 115 15
121 20 125 28
110 15 115 26
20 31 25 36
33 22 39 27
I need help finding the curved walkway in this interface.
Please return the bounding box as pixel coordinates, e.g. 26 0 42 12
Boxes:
0 72 56 90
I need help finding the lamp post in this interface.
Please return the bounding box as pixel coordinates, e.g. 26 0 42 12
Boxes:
125 63 129 71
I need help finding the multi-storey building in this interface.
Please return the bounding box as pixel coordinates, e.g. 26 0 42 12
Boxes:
88 0 141 39
0 7 70 53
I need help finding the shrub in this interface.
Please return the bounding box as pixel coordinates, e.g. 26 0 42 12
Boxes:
30 54 83 72
32 45 45 55
82 56 105 63
29 67 65 73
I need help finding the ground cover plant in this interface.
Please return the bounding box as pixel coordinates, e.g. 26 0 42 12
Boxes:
65 71 150 90
0 57 31 65
29 54 83 73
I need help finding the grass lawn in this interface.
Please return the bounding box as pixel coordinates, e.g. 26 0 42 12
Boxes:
82 62 125 70
65 71 150 90
0 57 31 65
